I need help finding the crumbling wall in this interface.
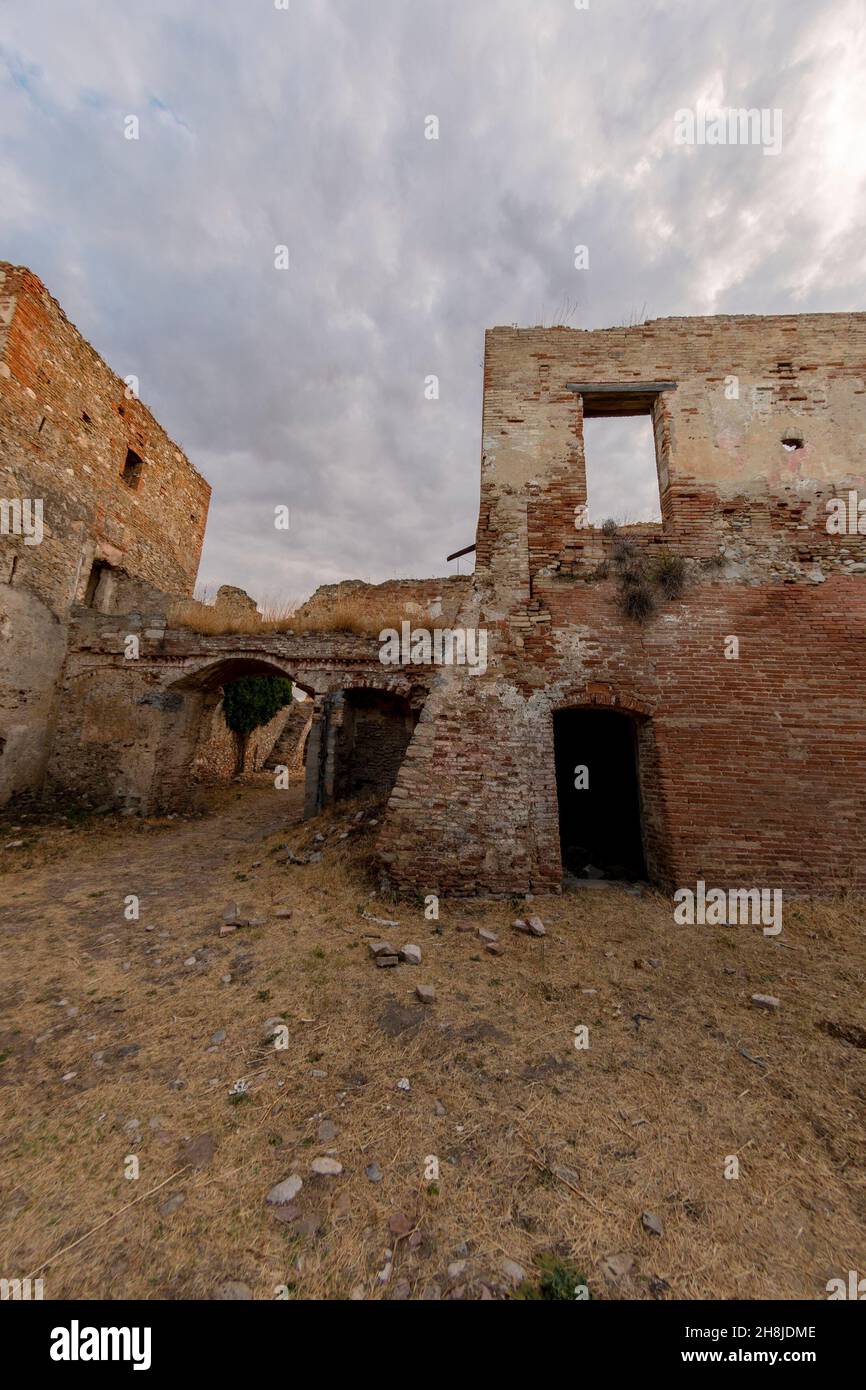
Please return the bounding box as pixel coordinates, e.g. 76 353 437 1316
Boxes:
0 264 209 611
47 610 429 815
0 585 68 800
477 315 866 595
264 698 313 776
297 576 470 627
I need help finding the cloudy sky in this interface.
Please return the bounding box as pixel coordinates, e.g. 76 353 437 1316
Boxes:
2 0 865 604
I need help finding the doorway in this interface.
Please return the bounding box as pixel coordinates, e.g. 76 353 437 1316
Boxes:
553 707 647 881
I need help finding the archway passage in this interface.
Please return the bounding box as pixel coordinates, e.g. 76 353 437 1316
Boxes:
154 656 305 808
553 707 647 881
334 689 418 801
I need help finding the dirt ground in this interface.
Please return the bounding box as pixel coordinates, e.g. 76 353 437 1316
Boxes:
0 780 864 1301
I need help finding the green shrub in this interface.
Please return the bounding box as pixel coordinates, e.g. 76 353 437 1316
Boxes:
515 1252 590 1301
222 675 293 735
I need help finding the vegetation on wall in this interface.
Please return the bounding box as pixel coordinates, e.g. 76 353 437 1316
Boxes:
611 536 656 622
607 530 687 623
649 548 687 598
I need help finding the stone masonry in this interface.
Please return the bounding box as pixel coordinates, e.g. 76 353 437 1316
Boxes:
0 263 210 802
47 581 434 819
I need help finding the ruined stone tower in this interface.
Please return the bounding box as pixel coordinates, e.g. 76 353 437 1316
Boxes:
0 263 210 803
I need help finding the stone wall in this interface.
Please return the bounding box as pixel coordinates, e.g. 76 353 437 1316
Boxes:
0 263 210 802
192 695 302 782
46 608 431 816
297 576 470 627
264 698 313 776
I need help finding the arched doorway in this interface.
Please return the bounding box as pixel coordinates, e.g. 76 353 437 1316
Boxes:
152 656 306 809
553 706 647 882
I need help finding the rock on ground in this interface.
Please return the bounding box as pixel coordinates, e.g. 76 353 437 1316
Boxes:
500 1258 526 1287
751 993 780 1010
266 1175 303 1205
310 1156 342 1176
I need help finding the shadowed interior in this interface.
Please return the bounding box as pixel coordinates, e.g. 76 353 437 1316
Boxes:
553 707 647 881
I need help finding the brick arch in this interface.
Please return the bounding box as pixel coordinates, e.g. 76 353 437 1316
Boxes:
167 654 314 698
552 681 655 720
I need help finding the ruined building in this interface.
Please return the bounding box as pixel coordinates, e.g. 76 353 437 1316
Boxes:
379 319 866 895
2 264 865 896
0 262 209 803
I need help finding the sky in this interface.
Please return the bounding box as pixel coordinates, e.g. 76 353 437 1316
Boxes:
2 0 865 606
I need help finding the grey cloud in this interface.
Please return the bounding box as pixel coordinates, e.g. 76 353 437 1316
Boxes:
1 0 863 602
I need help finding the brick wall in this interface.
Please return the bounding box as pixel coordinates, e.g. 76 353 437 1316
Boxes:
334 689 417 799
378 315 866 897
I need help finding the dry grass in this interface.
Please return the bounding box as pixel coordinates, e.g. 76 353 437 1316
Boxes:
0 785 864 1301
167 595 423 638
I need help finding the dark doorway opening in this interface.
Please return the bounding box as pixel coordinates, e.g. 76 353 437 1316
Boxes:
334 689 417 801
553 707 646 882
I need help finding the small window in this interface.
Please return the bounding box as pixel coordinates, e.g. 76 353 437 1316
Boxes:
781 437 803 452
570 383 673 527
122 448 144 489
